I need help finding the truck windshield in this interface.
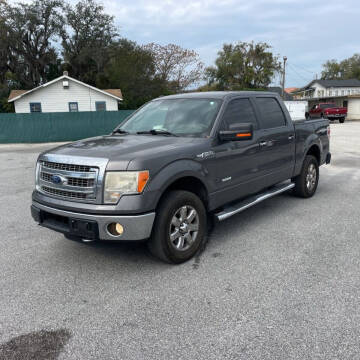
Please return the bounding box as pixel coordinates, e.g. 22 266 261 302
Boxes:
117 98 222 137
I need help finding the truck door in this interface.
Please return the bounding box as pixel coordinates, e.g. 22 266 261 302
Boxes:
206 97 263 206
254 96 296 186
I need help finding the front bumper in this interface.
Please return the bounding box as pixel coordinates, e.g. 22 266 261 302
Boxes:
31 201 155 241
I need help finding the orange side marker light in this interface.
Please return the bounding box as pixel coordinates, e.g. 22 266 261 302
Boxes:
236 133 252 138
137 171 150 193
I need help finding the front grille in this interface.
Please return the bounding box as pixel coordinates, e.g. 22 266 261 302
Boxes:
41 172 52 183
37 160 99 203
67 177 95 187
41 161 92 173
41 186 87 200
40 172 95 188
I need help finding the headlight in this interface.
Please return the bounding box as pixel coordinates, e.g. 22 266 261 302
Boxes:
104 171 149 204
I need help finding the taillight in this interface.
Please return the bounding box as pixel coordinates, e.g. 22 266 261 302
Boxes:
327 126 330 138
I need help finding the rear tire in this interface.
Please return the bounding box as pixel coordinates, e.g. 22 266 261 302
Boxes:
292 155 319 198
339 117 345 123
148 190 207 264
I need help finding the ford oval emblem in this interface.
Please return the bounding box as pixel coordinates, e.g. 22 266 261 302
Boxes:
51 175 62 184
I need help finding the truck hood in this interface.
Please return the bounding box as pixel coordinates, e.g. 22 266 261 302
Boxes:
43 134 208 170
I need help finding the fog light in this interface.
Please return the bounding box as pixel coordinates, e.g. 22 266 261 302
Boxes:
107 222 124 236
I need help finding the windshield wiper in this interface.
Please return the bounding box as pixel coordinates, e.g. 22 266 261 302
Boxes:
112 128 129 135
136 129 178 137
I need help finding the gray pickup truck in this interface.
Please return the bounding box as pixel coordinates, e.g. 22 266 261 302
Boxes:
31 91 331 263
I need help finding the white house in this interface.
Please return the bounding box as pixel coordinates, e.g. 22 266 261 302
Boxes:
293 79 360 100
292 79 360 120
8 72 122 113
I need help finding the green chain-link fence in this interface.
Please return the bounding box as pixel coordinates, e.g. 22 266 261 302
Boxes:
0 110 135 143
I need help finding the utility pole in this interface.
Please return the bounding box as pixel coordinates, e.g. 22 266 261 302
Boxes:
281 56 287 99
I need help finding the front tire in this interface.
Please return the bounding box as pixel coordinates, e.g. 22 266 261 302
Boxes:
293 155 319 198
148 190 207 264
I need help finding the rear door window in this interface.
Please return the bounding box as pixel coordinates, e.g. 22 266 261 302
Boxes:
256 97 287 129
221 98 259 130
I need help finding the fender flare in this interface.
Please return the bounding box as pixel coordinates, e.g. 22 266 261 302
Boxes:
303 136 322 163
146 159 211 208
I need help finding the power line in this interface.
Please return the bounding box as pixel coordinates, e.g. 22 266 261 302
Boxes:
290 63 315 75
287 68 308 82
287 63 313 83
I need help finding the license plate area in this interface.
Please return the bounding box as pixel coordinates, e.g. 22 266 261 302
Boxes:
69 218 99 239
34 207 99 239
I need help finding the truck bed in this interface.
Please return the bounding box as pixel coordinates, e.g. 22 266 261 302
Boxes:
293 117 330 174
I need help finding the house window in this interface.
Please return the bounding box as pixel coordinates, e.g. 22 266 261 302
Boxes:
69 102 78 112
329 90 332 96
95 101 106 111
341 90 345 96
348 90 351 95
30 102 42 113
335 90 338 96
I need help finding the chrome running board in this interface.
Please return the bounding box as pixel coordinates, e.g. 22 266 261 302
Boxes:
215 182 295 222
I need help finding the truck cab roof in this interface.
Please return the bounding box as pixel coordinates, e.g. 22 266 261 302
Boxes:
157 91 280 100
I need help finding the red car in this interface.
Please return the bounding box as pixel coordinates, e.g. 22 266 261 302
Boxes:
307 103 347 123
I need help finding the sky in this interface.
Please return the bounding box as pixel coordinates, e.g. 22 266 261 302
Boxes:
100 0 360 88
10 0 360 88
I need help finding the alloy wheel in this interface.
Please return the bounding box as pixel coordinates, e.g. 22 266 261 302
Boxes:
169 205 199 251
306 163 317 191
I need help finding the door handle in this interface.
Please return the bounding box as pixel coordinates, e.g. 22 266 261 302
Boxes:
288 134 295 140
259 141 268 147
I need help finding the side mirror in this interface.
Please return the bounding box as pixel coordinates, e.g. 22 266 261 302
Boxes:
219 123 253 141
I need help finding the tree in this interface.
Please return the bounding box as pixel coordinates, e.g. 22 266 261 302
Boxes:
0 82 14 113
0 0 8 83
321 60 343 80
144 43 204 92
5 0 64 87
321 54 360 80
205 41 281 90
97 39 168 109
61 0 118 86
